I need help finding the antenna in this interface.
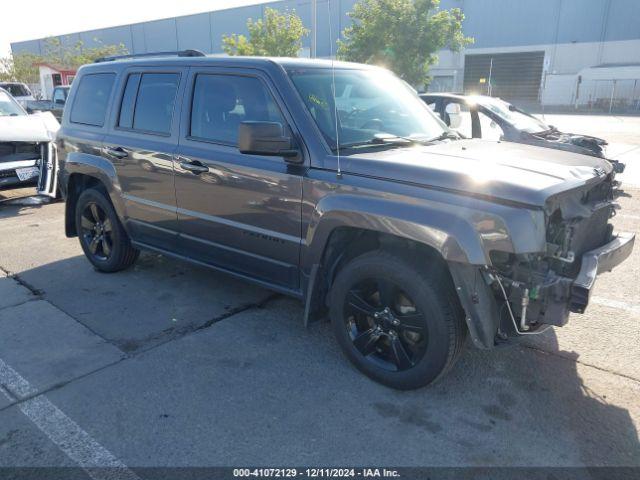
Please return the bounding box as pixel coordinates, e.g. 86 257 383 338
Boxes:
327 0 342 178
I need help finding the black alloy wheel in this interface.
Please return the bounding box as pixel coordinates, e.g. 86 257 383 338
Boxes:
344 278 428 372
75 187 139 272
79 202 113 261
329 250 466 390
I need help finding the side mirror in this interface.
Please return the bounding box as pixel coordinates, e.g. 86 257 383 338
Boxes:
238 121 300 161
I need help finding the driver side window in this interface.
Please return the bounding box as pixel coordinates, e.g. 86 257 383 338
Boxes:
190 74 284 146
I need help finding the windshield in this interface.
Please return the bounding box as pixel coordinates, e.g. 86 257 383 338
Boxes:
1 83 31 97
287 68 447 150
473 96 548 133
0 90 26 116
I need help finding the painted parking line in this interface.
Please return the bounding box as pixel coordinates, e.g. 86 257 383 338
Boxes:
0 358 139 480
591 296 640 314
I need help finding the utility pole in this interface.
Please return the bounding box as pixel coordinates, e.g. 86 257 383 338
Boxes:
311 0 317 58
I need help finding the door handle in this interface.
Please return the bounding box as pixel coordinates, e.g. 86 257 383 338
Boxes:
104 146 128 159
179 159 209 175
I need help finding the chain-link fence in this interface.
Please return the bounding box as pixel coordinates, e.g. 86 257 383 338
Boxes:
431 51 640 114
574 78 640 113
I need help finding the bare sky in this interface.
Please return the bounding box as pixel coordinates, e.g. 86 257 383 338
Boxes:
1 0 275 57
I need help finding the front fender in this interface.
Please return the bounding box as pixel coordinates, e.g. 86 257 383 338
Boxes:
302 193 496 269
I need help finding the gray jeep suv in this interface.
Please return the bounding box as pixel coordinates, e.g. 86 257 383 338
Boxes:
57 51 634 390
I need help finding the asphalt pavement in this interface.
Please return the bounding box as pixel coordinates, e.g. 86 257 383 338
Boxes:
0 114 638 477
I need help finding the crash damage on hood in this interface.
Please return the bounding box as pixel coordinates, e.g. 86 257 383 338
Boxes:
0 112 60 197
345 139 634 347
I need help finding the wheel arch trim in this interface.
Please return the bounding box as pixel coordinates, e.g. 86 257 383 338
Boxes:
63 153 127 236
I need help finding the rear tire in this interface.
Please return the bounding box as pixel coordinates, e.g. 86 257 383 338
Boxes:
329 250 466 390
75 188 139 273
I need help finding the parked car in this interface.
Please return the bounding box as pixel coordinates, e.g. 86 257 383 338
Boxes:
420 93 622 170
26 85 71 122
0 82 36 108
0 87 60 195
58 52 634 389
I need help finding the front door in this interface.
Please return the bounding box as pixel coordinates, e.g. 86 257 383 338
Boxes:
174 68 304 291
103 67 187 251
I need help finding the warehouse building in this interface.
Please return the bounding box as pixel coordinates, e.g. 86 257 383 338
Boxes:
11 0 640 110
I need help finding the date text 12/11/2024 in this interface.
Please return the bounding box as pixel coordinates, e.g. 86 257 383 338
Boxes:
233 468 401 478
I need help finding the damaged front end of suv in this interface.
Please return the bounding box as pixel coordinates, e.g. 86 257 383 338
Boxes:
0 88 60 196
451 166 634 348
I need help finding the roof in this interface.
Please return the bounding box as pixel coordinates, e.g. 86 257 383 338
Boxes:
88 53 378 71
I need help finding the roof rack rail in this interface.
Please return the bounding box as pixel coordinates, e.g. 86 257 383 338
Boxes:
94 49 206 63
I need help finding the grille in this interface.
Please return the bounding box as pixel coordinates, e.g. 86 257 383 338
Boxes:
0 169 16 178
0 144 13 157
0 142 40 161
15 143 40 155
571 206 612 257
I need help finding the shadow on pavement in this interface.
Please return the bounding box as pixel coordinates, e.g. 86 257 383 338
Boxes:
0 194 57 220
7 250 640 467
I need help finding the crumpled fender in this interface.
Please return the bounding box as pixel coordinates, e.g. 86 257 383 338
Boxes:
302 193 507 269
300 191 547 348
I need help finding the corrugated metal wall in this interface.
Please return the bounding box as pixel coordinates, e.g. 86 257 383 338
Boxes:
14 0 640 58
11 0 358 58
438 0 640 49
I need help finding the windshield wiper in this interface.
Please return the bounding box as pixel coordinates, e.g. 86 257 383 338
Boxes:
370 134 426 145
424 131 461 143
336 131 459 152
339 134 428 151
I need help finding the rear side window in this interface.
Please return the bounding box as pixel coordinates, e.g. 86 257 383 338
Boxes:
70 73 115 127
118 73 179 135
190 74 284 145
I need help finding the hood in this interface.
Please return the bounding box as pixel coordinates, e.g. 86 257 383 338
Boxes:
0 112 60 142
344 139 612 207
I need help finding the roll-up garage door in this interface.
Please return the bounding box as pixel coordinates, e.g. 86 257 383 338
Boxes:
463 51 545 104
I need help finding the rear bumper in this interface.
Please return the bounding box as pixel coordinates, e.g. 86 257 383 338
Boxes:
570 232 635 313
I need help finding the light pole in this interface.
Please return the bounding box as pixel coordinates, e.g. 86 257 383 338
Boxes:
311 0 317 58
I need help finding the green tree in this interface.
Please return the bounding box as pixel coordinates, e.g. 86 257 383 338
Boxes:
40 37 128 68
223 7 309 57
0 37 127 84
0 53 41 84
338 0 473 86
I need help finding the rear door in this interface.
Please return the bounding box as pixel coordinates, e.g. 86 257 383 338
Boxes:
103 66 187 251
173 67 304 291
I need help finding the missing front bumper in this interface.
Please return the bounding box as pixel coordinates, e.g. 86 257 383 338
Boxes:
570 232 635 313
450 232 635 347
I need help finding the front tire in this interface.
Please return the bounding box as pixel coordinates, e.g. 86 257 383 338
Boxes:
75 188 139 273
329 250 466 390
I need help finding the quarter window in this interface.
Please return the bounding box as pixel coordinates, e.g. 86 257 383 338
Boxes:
190 74 284 145
70 73 115 127
118 73 179 135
